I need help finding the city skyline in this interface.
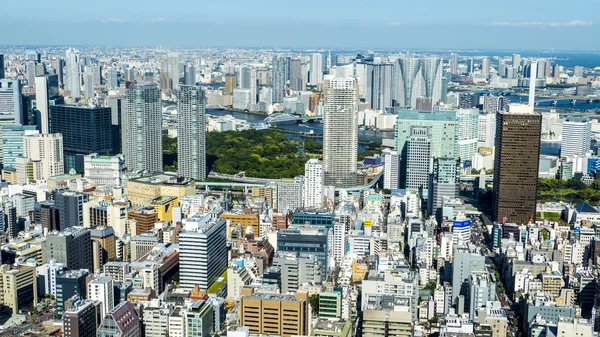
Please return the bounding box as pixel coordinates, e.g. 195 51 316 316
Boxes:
2 0 599 49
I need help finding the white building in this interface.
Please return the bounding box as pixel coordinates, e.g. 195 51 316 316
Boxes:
323 77 358 188
276 177 304 213
232 89 251 110
22 133 64 179
178 86 207 181
383 149 399 190
88 275 114 318
561 116 591 159
303 159 323 208
179 214 227 291
66 48 81 99
83 154 125 187
478 112 496 148
36 260 64 298
142 300 174 337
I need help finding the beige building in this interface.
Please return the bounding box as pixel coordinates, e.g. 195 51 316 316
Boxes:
557 317 593 337
126 174 194 207
541 272 563 296
23 133 64 180
362 310 412 337
0 264 37 314
240 287 309 337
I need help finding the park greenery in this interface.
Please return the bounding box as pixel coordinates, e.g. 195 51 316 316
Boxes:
537 178 600 205
163 130 384 179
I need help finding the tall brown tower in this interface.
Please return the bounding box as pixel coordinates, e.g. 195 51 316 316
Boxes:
492 105 541 225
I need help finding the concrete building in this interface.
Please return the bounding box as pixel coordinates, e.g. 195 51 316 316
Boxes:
240 289 309 337
55 190 89 228
124 82 162 173
36 259 64 298
22 133 64 180
0 79 21 128
273 252 323 292
130 233 160 261
383 149 399 190
276 177 304 214
143 301 174 337
63 300 102 337
1 125 38 169
561 116 591 159
303 159 323 208
428 157 459 215
452 250 486 305
42 227 92 270
56 269 89 317
406 126 431 194
178 85 207 181
323 77 359 188
88 275 114 318
179 214 227 291
0 264 37 314
277 226 329 272
393 57 444 108
83 154 125 187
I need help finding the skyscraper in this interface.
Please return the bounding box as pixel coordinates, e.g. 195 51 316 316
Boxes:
0 79 22 126
482 57 490 75
512 54 521 70
406 126 432 194
2 125 39 168
55 191 89 228
323 77 358 188
179 214 227 291
35 75 62 134
124 82 163 173
303 159 323 209
272 56 287 104
23 133 64 179
0 54 4 79
383 149 399 190
178 85 206 180
310 54 324 85
561 116 591 159
450 53 458 74
428 157 459 215
184 64 196 86
492 105 541 224
367 64 393 111
107 68 119 89
49 105 112 172
239 66 257 106
167 52 179 91
107 96 124 155
66 48 81 99
224 74 236 95
393 57 444 108
289 58 303 91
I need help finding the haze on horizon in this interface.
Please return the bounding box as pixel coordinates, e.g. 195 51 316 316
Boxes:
2 0 599 50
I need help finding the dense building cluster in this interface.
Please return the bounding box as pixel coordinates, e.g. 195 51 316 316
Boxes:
0 46 600 337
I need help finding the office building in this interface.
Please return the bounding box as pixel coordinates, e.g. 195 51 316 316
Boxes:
107 96 124 155
63 300 102 337
88 275 114 318
0 79 22 126
452 250 486 304
49 104 112 172
34 75 62 134
239 66 257 106
323 77 358 188
66 48 81 98
303 159 323 208
90 226 116 267
22 133 64 179
456 108 480 161
469 274 496 319
56 269 89 317
2 125 39 168
130 233 160 260
482 57 490 75
276 177 304 214
273 252 323 292
450 53 458 74
167 52 179 90
124 82 163 173
428 157 459 215
184 300 215 337
0 264 37 314
478 112 496 149
97 301 141 337
561 116 591 158
483 95 510 114
42 227 92 270
83 154 125 187
272 56 287 103
383 149 399 190
0 55 4 79
277 226 329 271
55 190 89 228
367 63 393 110
107 68 119 89
310 53 325 85
179 214 227 291
143 302 174 337
177 85 207 180
37 260 64 298
362 308 412 337
393 57 444 108
233 88 251 110
406 126 431 194
184 64 196 86
289 58 303 91
493 106 542 224
240 290 309 337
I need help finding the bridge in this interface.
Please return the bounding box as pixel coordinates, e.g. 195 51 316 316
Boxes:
535 97 600 106
263 113 323 124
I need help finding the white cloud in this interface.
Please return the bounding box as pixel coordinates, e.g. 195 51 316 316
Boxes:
489 20 593 27
151 17 167 23
99 18 126 23
387 21 402 27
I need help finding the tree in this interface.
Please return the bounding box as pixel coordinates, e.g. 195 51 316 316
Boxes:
308 294 320 316
428 316 439 325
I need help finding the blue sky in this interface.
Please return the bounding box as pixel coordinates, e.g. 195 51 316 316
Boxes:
3 0 599 50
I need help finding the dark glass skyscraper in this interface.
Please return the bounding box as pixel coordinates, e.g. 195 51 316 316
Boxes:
49 104 112 172
492 107 542 225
